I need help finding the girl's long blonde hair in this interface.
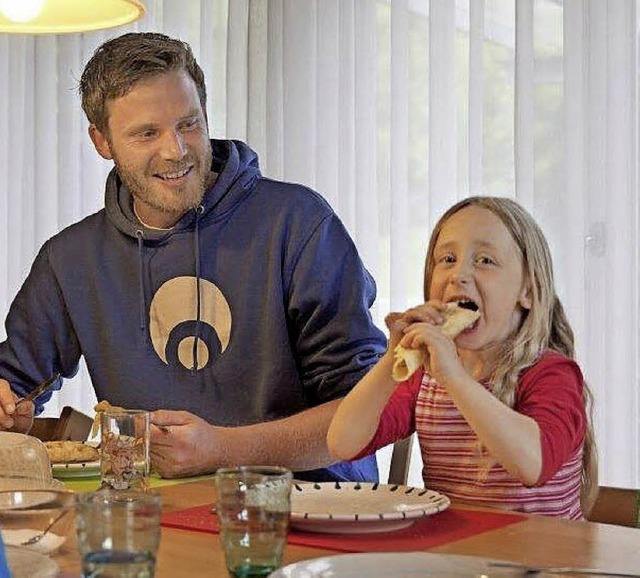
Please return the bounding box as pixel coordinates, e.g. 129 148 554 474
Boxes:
423 196 598 514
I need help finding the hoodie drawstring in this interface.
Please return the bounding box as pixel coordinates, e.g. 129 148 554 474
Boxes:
191 206 204 373
136 230 146 334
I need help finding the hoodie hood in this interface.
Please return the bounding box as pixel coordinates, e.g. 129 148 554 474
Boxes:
102 139 262 353
105 139 262 243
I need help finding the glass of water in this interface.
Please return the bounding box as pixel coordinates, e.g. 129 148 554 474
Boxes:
76 489 162 578
214 466 292 578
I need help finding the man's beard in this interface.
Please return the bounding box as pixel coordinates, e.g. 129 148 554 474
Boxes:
113 142 213 219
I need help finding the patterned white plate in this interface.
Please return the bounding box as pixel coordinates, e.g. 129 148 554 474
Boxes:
290 482 450 534
51 460 100 479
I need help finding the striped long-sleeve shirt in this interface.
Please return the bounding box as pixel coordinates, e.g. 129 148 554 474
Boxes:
359 351 586 519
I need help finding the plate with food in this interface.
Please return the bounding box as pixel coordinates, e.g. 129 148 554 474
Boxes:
290 482 450 534
45 441 101 479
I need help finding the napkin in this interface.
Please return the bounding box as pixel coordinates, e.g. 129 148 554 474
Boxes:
161 505 525 553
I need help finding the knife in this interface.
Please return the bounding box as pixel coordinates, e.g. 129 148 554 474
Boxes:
15 373 61 407
488 561 640 577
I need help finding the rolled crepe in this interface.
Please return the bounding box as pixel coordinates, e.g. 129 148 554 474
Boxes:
391 303 480 382
392 345 426 382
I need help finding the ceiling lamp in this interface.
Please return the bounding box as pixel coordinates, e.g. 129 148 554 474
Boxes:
0 0 145 34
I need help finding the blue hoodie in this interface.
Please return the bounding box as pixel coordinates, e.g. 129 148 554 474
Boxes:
0 139 386 481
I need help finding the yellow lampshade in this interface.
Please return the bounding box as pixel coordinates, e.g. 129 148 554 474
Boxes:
0 0 145 34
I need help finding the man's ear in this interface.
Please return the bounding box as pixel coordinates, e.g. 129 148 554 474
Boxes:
88 124 113 160
519 281 532 310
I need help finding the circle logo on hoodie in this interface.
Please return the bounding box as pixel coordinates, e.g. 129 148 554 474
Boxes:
149 276 232 370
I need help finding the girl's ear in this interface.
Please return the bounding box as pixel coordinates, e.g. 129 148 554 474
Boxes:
519 282 532 310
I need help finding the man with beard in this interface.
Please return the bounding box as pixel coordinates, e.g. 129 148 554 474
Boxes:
0 32 386 481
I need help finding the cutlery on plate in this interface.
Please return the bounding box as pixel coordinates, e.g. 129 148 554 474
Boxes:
15 373 61 407
488 561 640 577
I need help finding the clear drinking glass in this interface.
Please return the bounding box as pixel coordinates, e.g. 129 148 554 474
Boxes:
100 410 150 490
76 489 162 578
214 466 293 578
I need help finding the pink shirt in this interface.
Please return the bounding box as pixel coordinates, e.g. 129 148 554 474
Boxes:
358 351 586 519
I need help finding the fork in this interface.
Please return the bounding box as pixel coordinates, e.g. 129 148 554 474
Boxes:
19 508 69 547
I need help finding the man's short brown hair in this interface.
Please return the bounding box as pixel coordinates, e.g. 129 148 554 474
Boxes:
79 32 207 133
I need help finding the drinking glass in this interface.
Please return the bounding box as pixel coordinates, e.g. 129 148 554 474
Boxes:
214 466 292 578
100 410 150 490
76 489 162 578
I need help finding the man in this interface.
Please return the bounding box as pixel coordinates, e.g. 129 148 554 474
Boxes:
0 32 386 481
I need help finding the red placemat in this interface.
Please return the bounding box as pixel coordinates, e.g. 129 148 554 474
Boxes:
161 505 525 553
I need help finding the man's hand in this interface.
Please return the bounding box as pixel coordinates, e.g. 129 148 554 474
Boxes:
150 410 222 478
0 378 35 433
150 400 340 478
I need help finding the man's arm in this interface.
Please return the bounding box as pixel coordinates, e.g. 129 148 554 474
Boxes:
0 243 81 415
149 399 342 478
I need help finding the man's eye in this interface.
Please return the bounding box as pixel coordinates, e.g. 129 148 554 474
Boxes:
180 118 199 131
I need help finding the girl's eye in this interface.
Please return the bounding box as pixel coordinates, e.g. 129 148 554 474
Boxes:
436 254 456 265
477 255 496 266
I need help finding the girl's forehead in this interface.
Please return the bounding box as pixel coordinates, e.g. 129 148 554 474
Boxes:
435 205 518 251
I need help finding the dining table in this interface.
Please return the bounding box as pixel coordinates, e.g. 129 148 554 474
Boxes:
49 476 640 577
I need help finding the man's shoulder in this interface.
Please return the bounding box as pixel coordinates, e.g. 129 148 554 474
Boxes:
45 209 109 256
255 177 334 216
49 210 108 242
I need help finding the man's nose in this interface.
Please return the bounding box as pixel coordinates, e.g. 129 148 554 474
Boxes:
160 131 187 160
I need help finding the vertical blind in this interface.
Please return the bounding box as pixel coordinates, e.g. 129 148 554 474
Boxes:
0 0 638 488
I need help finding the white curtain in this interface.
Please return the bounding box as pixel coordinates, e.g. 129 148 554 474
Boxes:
0 0 638 488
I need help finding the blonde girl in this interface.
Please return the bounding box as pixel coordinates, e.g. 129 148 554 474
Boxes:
328 196 597 519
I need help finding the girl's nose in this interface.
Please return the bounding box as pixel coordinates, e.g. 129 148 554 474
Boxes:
450 261 472 284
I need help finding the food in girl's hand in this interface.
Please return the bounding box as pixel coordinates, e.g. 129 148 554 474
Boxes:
440 301 480 337
391 302 480 381
44 440 99 464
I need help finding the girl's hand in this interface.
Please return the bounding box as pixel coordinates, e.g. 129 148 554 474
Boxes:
400 321 466 386
384 312 408 349
399 300 446 326
385 301 444 349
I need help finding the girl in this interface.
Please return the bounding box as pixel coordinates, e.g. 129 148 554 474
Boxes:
327 196 597 519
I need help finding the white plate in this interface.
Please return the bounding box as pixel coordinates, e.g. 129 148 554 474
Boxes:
289 482 450 534
268 552 528 577
51 460 100 479
5 545 59 578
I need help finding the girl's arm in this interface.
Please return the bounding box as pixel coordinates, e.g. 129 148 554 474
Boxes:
402 322 542 486
442 369 542 485
327 314 406 461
